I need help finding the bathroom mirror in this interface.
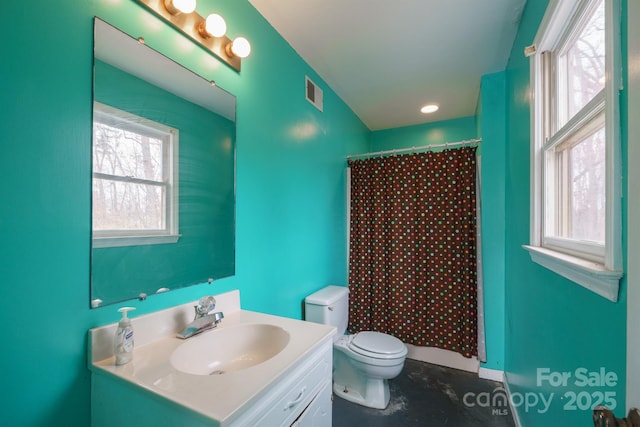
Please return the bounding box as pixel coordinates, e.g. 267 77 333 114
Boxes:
90 18 236 308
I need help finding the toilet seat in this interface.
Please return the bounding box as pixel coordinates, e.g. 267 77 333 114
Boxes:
348 331 407 360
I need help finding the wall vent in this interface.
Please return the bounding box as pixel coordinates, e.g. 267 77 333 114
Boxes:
305 76 323 112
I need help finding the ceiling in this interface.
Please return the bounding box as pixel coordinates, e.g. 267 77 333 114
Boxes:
248 0 527 131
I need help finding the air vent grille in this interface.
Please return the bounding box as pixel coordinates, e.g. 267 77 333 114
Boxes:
305 76 323 112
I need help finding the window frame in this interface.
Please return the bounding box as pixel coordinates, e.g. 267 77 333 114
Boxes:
92 102 180 248
524 0 622 301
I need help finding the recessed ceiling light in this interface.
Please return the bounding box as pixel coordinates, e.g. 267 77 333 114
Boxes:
420 104 439 114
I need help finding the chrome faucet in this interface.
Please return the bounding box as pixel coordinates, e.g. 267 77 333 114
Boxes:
177 296 224 339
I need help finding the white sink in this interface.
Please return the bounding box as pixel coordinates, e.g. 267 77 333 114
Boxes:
170 323 290 375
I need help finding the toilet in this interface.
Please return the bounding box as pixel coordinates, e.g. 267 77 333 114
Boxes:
305 285 408 409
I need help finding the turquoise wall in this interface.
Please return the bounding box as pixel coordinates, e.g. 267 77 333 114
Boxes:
478 72 507 372
501 1 628 425
0 1 368 425
370 116 477 152
475 87 483 139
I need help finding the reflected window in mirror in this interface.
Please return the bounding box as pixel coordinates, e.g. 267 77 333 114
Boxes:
92 102 179 248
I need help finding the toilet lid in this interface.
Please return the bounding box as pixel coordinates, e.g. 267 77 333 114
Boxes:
349 331 407 359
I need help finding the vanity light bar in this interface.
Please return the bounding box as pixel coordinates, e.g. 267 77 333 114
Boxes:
133 0 247 72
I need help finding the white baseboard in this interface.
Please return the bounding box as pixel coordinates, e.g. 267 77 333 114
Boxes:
478 367 505 382
405 344 479 373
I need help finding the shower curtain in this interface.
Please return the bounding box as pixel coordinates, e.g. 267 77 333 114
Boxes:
347 147 478 358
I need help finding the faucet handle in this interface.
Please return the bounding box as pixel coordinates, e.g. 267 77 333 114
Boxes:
195 295 216 317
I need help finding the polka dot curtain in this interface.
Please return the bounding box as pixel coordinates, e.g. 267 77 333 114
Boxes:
347 147 478 358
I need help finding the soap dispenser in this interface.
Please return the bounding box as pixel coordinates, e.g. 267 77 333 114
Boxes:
114 307 136 366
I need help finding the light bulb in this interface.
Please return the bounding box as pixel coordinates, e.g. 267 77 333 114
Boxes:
164 0 196 15
199 13 226 38
420 104 439 114
230 37 251 58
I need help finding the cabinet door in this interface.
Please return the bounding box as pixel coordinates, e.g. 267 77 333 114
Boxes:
291 381 332 427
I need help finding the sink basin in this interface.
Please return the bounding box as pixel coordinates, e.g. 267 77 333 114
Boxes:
170 323 290 375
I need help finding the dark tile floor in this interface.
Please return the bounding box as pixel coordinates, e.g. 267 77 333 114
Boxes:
332 359 516 427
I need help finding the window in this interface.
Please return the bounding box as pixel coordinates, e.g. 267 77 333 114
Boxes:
525 0 622 301
92 102 179 248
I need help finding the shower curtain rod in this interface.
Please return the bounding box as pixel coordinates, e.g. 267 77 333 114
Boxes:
346 138 482 160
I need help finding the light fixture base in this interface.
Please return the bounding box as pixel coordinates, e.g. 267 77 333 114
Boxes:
134 0 241 72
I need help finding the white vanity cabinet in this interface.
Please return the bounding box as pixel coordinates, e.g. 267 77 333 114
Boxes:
291 382 333 426
231 338 332 426
92 335 333 427
89 291 335 427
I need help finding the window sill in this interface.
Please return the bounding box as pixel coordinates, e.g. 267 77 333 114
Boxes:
522 245 622 302
92 234 180 249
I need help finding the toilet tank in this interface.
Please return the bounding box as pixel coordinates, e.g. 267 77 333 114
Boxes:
304 285 349 335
